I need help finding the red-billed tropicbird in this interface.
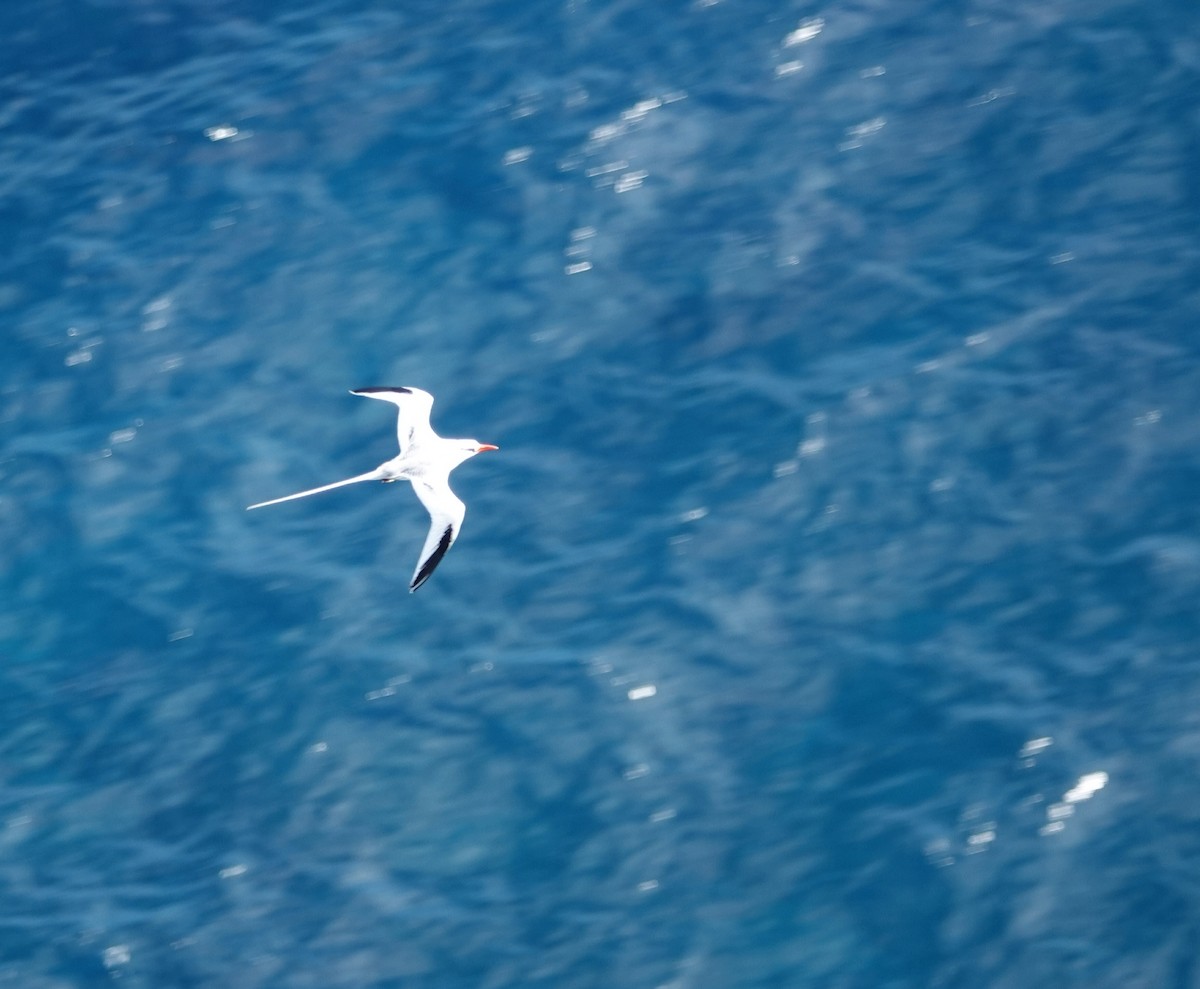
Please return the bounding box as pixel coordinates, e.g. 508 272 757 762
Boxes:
248 387 498 591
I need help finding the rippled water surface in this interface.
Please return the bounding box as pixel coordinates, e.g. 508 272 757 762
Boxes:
3 0 1200 985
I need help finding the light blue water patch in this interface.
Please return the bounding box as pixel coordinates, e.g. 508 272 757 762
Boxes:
2 0 1199 986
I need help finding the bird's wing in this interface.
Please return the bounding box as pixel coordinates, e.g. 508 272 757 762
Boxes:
408 478 466 592
247 469 384 510
350 387 435 455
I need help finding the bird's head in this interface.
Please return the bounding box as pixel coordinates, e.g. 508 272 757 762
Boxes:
452 439 499 466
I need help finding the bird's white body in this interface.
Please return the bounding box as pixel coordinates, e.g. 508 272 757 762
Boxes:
247 387 497 592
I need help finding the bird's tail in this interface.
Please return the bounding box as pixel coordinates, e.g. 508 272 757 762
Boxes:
247 469 384 510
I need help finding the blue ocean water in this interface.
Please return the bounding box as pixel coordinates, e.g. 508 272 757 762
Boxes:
3 0 1200 985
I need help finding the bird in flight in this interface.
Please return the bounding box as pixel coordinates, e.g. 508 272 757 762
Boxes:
247 387 498 592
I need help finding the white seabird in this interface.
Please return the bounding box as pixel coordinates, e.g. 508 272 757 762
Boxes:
247 387 498 592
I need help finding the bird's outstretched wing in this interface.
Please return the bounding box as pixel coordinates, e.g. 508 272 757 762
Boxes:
247 469 384 510
408 478 466 592
350 387 435 455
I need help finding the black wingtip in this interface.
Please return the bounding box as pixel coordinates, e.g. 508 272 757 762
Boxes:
352 386 413 395
410 525 455 592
